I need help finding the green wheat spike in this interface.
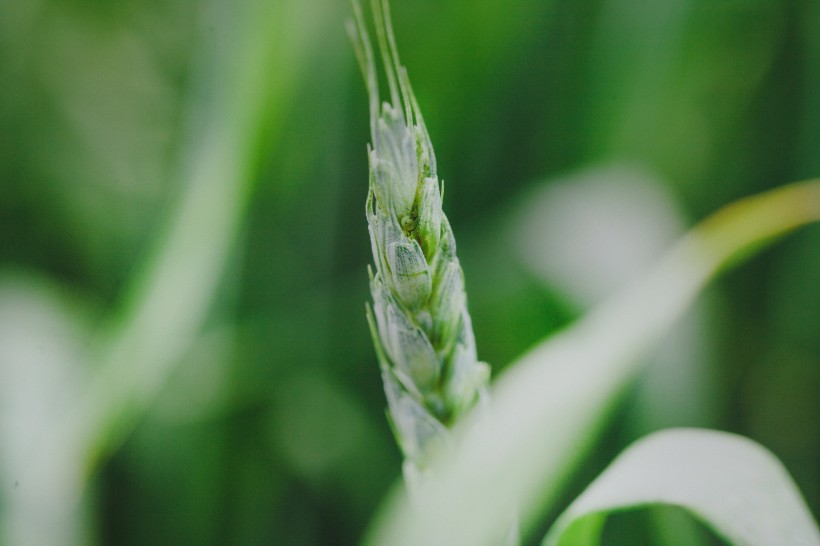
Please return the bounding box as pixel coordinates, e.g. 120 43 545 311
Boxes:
348 0 490 489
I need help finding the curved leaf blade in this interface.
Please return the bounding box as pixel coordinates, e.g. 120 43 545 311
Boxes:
544 429 820 546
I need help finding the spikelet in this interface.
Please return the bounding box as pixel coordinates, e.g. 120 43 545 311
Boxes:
349 0 490 485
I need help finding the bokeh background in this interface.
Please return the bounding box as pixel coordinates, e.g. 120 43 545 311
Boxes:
1 0 818 544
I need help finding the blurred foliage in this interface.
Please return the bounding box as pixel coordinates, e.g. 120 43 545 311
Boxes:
0 0 817 544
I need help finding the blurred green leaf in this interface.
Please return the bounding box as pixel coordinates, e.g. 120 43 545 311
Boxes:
1 0 344 543
0 272 94 545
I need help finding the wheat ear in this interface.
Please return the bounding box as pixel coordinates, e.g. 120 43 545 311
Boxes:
348 0 490 488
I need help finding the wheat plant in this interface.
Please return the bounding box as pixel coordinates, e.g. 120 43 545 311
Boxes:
348 3 820 546
348 0 490 490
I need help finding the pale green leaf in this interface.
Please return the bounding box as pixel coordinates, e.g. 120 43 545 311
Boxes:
544 428 820 546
